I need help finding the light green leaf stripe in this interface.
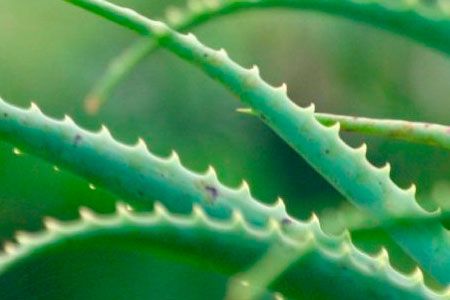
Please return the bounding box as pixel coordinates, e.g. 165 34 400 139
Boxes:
85 0 450 111
0 203 447 299
62 0 450 283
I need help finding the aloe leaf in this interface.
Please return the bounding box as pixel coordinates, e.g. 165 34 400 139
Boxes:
61 0 450 283
87 0 450 110
315 113 450 150
239 108 450 150
0 203 446 299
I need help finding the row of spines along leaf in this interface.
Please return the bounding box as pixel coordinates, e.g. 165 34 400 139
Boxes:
86 0 450 112
86 0 450 153
0 202 447 299
0 97 447 297
63 0 450 283
0 98 301 229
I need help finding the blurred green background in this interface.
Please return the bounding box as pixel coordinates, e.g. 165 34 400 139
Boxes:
0 1 448 298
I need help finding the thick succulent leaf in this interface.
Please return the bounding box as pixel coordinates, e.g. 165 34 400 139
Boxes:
315 113 450 151
0 203 446 299
0 98 294 225
62 0 450 284
86 0 450 109
240 109 450 150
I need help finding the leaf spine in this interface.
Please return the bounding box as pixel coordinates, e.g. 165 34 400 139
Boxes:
3 242 17 255
63 114 76 127
354 143 368 156
134 137 149 152
168 150 181 165
379 162 392 176
43 217 61 232
29 102 42 114
303 103 315 114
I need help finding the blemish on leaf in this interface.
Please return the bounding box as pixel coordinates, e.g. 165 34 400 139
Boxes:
205 185 219 201
73 134 82 146
281 218 292 226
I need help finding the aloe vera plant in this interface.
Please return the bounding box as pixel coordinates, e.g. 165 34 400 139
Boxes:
0 0 449 299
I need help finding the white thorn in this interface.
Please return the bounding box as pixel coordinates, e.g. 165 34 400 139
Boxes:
355 143 367 156
79 207 96 221
29 102 41 113
380 162 391 175
410 267 424 284
43 217 60 231
186 32 199 43
406 183 417 196
135 137 148 152
218 48 228 58
205 165 218 179
3 242 17 255
376 247 389 266
308 212 320 226
249 65 260 76
116 202 132 216
63 114 75 126
304 103 315 113
168 150 181 164
277 83 287 94
274 197 286 211
239 180 250 195
15 231 31 245
329 122 340 134
99 124 112 138
154 202 168 217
